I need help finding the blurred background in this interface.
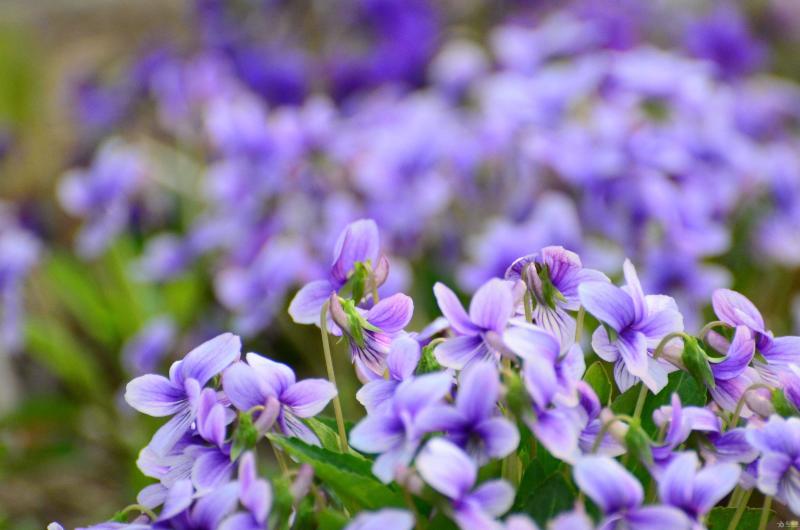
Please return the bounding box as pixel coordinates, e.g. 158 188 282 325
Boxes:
4 0 800 527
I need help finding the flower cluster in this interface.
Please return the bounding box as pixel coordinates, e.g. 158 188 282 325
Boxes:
66 219 800 529
50 0 800 354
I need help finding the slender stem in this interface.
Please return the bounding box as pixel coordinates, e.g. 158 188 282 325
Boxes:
271 440 289 476
699 320 729 341
523 290 533 323
729 383 772 429
575 306 585 343
727 486 743 508
633 383 649 421
758 495 772 530
727 488 752 530
652 331 686 361
118 504 158 522
320 301 349 452
591 414 634 453
403 487 425 530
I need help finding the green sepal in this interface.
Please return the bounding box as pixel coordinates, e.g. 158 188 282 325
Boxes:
537 264 566 308
231 411 259 461
340 298 379 347
342 261 371 303
681 336 715 390
417 342 442 374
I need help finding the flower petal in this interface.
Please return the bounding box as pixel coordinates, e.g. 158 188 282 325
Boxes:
350 414 404 454
503 322 560 362
456 361 499 422
474 417 520 460
435 334 487 370
623 259 646 323
573 455 643 513
247 353 296 394
283 379 337 418
181 332 242 386
579 281 634 331
222 362 267 412
692 462 740 515
367 293 413 333
469 479 514 516
288 280 335 325
710 325 754 381
434 282 479 335
416 438 476 500
469 279 514 332
125 375 185 417
331 219 380 285
386 335 421 381
712 289 766 333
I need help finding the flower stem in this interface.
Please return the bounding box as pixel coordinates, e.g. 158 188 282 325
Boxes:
758 495 772 530
118 504 158 522
403 487 425 530
575 306 585 343
729 383 772 429
320 300 349 453
523 290 533 323
271 439 290 476
633 382 649 421
726 488 752 530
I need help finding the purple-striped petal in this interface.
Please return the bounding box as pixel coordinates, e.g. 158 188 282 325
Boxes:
710 325 754 381
433 282 479 335
148 407 196 456
712 289 766 333
579 281 634 332
246 353 296 394
159 479 194 520
469 279 514 332
192 448 235 491
503 322 560 363
222 362 267 412
623 259 646 323
394 372 453 416
367 294 413 333
181 333 242 386
435 334 488 369
331 219 380 285
283 379 337 418
288 280 335 325
191 482 240 529
125 375 185 417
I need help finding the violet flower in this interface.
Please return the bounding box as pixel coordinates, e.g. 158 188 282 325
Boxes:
440 362 519 465
658 451 740 525
416 438 514 530
218 452 272 530
505 245 607 347
222 353 337 445
433 278 515 369
746 415 800 515
705 325 761 415
579 259 683 393
651 393 721 470
125 333 241 455
349 372 453 483
573 456 692 530
356 335 421 413
329 292 414 378
123 316 177 375
288 219 387 331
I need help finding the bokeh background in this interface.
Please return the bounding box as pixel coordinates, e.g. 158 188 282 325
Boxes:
4 0 800 527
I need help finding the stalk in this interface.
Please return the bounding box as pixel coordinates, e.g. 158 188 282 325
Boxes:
320 301 350 452
632 383 649 421
727 488 752 530
758 496 772 530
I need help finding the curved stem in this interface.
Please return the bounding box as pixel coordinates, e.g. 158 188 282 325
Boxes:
118 504 158 522
729 383 773 428
652 331 687 361
758 495 772 530
320 301 349 452
271 439 290 476
591 414 634 453
727 488 752 530
699 320 729 341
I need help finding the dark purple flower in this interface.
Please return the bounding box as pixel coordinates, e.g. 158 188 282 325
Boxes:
573 456 692 530
433 278 515 370
125 333 241 455
416 438 514 530
222 353 337 445
579 259 683 392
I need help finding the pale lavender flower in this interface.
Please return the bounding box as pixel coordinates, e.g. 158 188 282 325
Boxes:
349 372 453 483
652 394 721 470
579 259 683 392
218 452 272 530
344 509 414 530
705 325 760 414
746 415 800 514
658 451 740 525
416 438 514 530
125 333 241 455
222 353 336 445
505 246 607 347
433 278 515 369
573 456 692 530
711 289 771 349
123 316 177 375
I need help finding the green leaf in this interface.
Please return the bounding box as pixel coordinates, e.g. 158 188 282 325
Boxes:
624 421 653 466
706 507 771 529
514 445 567 514
231 412 258 461
611 371 706 435
516 472 575 526
305 417 364 457
268 435 405 512
584 361 613 406
772 388 800 418
317 509 349 530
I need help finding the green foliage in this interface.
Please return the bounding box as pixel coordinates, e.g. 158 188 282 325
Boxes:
707 507 772 529
681 336 715 390
268 435 405 512
514 446 576 526
612 372 706 435
584 361 613 406
231 412 259 461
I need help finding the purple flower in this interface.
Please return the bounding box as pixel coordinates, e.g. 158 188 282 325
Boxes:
651 394 721 470
349 372 453 483
705 325 761 414
416 438 514 530
218 452 272 530
658 451 740 524
357 335 420 413
439 362 520 465
330 292 414 378
433 278 515 370
579 259 683 392
576 382 625 457
746 415 800 514
125 333 241 455
711 289 771 350
0 211 40 352
573 456 692 530
123 316 177 375
288 219 386 330
222 353 337 445
505 246 607 347
344 509 414 530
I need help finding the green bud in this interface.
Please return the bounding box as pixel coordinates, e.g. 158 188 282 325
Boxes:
537 264 566 308
681 336 715 390
772 388 800 418
343 261 371 303
624 420 653 466
417 342 442 374
231 411 259 461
